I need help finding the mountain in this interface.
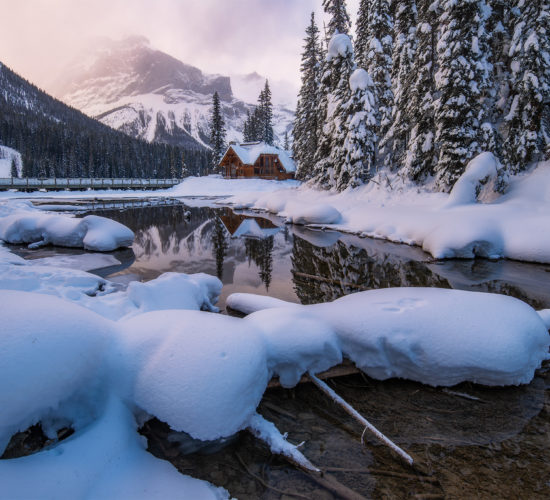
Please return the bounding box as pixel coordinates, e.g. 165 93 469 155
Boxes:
50 36 295 149
0 61 209 178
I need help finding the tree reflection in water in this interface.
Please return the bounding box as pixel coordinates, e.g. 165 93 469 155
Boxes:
82 203 550 311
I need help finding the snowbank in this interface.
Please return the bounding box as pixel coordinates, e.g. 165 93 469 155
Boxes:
0 291 113 455
229 288 550 387
227 157 550 264
0 200 134 251
0 396 227 500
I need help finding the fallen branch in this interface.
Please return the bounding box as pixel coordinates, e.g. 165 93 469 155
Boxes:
309 373 414 466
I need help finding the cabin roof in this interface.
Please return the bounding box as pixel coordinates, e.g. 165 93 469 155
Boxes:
222 142 296 173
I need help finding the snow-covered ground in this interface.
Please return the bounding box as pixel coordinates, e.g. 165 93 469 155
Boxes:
1 157 550 497
227 156 550 264
0 145 22 177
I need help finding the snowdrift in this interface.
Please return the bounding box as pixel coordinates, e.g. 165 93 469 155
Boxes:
0 200 134 251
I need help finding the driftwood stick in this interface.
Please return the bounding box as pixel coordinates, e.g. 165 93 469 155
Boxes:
309 373 414 466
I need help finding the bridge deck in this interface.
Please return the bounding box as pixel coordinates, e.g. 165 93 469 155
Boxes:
0 178 181 191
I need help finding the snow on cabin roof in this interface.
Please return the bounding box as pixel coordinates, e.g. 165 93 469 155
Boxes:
224 142 296 173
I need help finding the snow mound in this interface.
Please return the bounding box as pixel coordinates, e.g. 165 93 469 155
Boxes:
119 310 269 441
226 293 298 315
445 152 500 207
0 291 113 455
0 396 227 500
314 288 550 387
246 308 342 387
0 201 134 251
284 202 342 225
125 272 221 314
327 33 353 60
228 287 550 387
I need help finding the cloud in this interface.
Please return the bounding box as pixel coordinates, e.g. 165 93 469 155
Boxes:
0 0 361 105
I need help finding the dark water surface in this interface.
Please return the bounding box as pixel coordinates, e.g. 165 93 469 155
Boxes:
75 201 550 311
21 200 550 498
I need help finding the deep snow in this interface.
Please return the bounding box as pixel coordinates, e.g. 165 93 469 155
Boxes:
1 156 550 498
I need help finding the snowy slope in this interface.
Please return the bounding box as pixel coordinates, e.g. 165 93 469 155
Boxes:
51 36 294 148
0 146 22 177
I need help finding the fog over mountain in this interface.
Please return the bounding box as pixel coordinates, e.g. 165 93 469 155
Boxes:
51 36 294 149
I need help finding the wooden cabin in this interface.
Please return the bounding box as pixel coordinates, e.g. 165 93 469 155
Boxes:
219 142 296 180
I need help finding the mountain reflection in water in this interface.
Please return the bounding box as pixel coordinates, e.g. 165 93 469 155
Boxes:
83 203 550 311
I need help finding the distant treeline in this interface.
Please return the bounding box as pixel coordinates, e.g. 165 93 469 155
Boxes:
0 63 211 178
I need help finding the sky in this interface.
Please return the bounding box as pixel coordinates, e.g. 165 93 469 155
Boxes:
0 0 359 107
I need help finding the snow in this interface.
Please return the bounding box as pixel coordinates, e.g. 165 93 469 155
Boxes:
0 145 22 178
1 154 550 495
327 33 353 61
118 310 269 441
0 396 227 500
349 68 373 92
0 291 113 455
0 200 134 251
229 287 550 387
27 253 121 272
283 202 342 225
227 157 550 264
226 293 299 315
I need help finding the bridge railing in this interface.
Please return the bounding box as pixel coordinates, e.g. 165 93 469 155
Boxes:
0 178 182 191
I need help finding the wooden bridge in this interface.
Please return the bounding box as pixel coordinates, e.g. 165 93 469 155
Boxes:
0 177 181 192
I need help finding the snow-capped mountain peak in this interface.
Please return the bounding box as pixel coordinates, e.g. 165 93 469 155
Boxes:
51 36 294 149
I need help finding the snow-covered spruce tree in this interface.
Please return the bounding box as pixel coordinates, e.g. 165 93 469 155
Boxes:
339 68 378 189
209 91 227 173
434 0 491 191
356 0 393 170
294 12 322 180
404 0 438 182
283 131 289 150
385 0 417 170
322 0 351 37
312 34 356 190
354 0 372 68
503 1 550 172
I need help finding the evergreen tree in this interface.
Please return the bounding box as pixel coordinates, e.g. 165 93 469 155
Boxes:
359 0 393 169
283 131 289 150
434 0 490 190
503 1 550 172
212 217 228 280
312 33 356 189
10 156 18 178
339 68 378 189
385 0 417 170
209 91 227 173
258 80 274 145
404 0 438 182
293 12 322 180
354 0 372 67
322 0 351 37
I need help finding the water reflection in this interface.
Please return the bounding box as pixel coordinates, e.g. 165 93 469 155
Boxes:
81 203 550 311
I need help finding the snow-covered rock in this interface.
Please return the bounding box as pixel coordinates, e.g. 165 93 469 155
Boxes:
118 310 269 441
0 201 134 251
